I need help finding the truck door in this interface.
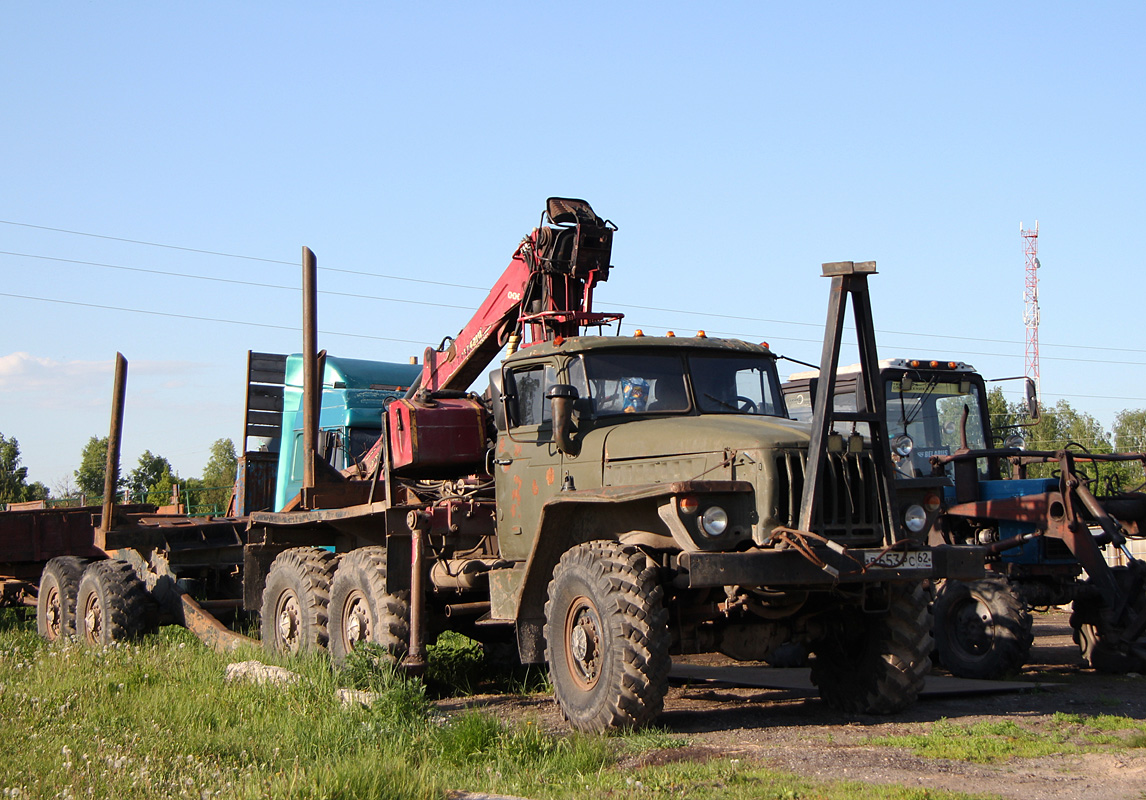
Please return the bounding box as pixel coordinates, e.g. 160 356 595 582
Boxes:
494 362 563 561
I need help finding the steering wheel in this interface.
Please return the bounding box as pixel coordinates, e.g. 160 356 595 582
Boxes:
736 396 758 414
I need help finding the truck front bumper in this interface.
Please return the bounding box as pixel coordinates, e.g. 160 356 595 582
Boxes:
677 544 983 589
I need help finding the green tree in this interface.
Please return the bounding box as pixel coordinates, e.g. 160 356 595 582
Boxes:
127 450 175 503
75 436 116 498
200 438 238 511
1017 399 1133 488
147 472 180 507
0 433 49 506
1112 408 1146 490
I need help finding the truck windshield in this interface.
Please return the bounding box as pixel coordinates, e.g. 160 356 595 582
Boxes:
578 351 784 418
885 375 989 479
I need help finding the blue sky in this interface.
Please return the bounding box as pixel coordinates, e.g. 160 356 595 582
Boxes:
3 3 1145 490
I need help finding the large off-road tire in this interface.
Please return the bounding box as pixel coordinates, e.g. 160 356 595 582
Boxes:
37 556 89 642
328 547 410 667
544 541 671 733
1070 563 1146 673
811 581 932 714
932 576 1033 679
76 560 158 646
260 547 338 655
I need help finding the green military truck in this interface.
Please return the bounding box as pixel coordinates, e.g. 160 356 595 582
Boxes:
246 200 983 732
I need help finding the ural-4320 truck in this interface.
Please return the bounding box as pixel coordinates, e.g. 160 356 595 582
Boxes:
16 199 981 733
242 198 982 732
784 358 1146 679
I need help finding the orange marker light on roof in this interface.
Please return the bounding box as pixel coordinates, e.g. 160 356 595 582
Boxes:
760 341 769 348
909 360 921 367
634 329 645 337
554 336 564 346
666 331 676 337
947 361 957 369
929 360 939 368
697 330 707 338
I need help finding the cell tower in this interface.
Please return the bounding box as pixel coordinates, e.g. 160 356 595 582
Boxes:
1021 220 1041 398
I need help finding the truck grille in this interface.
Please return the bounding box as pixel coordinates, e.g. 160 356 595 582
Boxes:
773 450 882 541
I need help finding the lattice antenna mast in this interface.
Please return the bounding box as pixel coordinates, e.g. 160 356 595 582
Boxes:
1021 220 1041 400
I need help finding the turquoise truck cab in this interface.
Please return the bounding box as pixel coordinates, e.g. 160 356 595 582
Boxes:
272 355 421 511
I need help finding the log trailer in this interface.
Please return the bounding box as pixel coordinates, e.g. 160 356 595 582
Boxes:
783 358 1146 679
11 198 983 732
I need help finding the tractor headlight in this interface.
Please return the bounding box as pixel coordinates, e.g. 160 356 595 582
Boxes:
699 506 729 537
892 434 914 458
904 504 927 533
1004 433 1025 451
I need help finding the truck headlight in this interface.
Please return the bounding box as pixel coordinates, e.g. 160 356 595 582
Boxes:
904 504 927 533
699 506 729 537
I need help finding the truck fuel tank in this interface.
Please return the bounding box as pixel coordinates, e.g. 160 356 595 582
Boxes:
387 396 489 476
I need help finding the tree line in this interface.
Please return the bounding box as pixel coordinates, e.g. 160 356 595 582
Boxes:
986 387 1146 490
1 433 238 513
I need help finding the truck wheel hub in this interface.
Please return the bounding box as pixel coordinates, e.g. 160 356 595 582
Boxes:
44 587 62 637
344 593 371 644
84 597 102 642
565 595 602 689
277 594 301 650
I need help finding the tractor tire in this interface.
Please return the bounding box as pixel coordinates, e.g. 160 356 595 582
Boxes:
544 541 671 733
932 576 1033 679
1070 563 1146 673
260 547 338 655
76 560 158 646
328 547 410 667
811 581 932 714
37 556 89 642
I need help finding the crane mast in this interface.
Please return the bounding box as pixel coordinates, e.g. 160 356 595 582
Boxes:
419 197 622 393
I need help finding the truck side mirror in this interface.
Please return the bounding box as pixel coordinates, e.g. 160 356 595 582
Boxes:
546 384 580 456
488 370 507 432
1024 378 1040 422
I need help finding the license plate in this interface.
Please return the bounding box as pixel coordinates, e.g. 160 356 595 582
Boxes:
861 549 933 570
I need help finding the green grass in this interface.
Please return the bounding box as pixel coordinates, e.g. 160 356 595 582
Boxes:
868 714 1146 763
0 616 1003 800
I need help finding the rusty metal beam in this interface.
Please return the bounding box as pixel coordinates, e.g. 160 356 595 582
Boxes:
178 594 258 653
97 353 128 550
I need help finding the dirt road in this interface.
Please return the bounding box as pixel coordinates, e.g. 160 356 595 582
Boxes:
438 611 1146 800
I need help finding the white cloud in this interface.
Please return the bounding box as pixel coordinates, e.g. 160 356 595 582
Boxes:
0 352 213 407
0 352 112 392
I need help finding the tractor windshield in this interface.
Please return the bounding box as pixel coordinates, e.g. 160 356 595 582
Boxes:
576 350 785 418
885 375 989 479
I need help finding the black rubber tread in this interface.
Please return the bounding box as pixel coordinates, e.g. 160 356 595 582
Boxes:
328 546 410 667
37 556 89 642
932 575 1033 680
811 581 932 714
75 560 157 646
1069 563 1146 673
544 540 671 733
260 547 339 654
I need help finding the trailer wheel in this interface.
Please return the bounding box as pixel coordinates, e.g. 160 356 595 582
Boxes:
1070 564 1146 673
37 556 90 642
544 541 670 733
260 548 338 655
811 581 932 714
76 560 157 646
328 547 410 667
932 576 1033 679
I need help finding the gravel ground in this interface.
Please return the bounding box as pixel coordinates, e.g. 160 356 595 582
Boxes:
436 610 1146 800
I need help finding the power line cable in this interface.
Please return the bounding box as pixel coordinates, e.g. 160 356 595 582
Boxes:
0 292 433 346
0 250 474 311
7 218 1146 356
